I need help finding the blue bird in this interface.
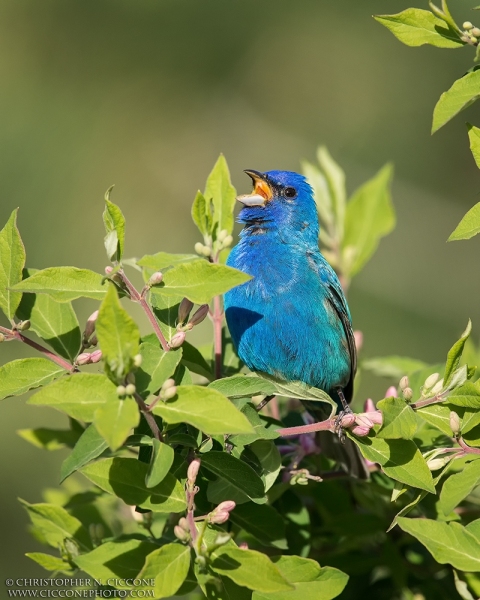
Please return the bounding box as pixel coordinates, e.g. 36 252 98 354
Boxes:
225 169 367 477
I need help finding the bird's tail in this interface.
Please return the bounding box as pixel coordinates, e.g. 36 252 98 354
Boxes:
302 400 370 480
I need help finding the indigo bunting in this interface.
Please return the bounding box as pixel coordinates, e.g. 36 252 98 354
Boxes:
225 169 367 477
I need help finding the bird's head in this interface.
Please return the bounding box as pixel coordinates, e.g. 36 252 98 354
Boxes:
236 169 319 242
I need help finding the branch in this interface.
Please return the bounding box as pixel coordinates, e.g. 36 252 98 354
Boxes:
134 392 162 441
117 270 170 352
277 418 336 437
212 295 223 380
0 325 75 372
458 436 480 455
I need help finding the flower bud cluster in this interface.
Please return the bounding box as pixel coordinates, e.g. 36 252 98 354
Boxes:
116 382 136 397
76 350 103 366
462 21 480 44
82 310 99 348
195 242 211 257
217 229 233 249
399 376 413 402
177 302 210 332
208 500 236 525
174 517 191 542
160 378 177 401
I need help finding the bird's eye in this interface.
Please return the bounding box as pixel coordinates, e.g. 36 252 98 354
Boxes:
284 187 297 199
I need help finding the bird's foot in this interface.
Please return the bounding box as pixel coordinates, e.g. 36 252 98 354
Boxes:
334 407 354 445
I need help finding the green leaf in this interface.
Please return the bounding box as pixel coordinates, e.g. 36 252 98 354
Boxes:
342 163 395 278
433 70 480 134
417 403 452 435
211 547 293 593
137 252 198 271
468 123 480 170
26 553 74 574
94 395 140 451
204 154 236 236
74 539 157 581
361 356 428 379
202 451 265 503
317 146 346 242
181 340 213 380
0 358 65 401
229 403 279 447
449 202 480 242
20 499 91 551
352 436 435 492
17 428 80 451
209 374 277 399
103 192 126 262
192 190 213 237
230 503 287 549
374 9 463 48
445 320 471 387
439 459 480 514
150 260 251 305
79 457 186 512
272 555 321 583
377 397 418 439
17 269 81 362
397 518 480 572
136 335 182 396
259 375 337 416
60 424 108 483
151 385 254 435
96 284 140 381
145 439 175 488
252 567 349 600
447 381 480 408
150 293 182 341
250 439 282 491
11 267 106 302
0 208 26 319
28 373 117 421
136 543 191 598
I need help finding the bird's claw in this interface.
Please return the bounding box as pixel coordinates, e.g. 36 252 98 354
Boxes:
334 407 354 445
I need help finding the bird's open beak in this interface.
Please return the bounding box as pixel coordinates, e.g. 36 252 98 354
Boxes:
236 170 273 207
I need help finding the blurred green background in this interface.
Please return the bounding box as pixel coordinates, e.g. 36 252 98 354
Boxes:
1 0 480 586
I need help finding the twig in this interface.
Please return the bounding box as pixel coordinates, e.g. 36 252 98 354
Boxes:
458 436 480 455
117 270 170 352
0 325 75 372
410 395 443 409
277 418 336 437
134 392 162 441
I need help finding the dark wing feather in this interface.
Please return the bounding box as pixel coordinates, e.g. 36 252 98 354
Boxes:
325 276 357 404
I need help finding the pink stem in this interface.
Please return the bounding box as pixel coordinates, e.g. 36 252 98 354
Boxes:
118 270 170 352
134 393 162 441
277 419 335 437
0 325 74 372
458 437 480 454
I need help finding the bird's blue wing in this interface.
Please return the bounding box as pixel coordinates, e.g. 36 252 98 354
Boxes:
316 258 357 402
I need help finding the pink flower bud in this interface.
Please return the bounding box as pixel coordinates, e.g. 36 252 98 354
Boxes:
162 378 176 390
354 330 363 352
169 331 186 349
162 386 177 400
76 353 92 365
385 386 397 398
340 412 356 428
174 525 189 541
89 334 98 347
366 410 383 425
178 298 194 324
89 350 103 364
105 266 113 275
83 310 99 341
238 542 249 550
188 304 209 327
364 398 376 413
187 458 201 482
216 501 236 513
148 271 163 286
355 414 374 428
352 425 370 437
209 511 230 524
